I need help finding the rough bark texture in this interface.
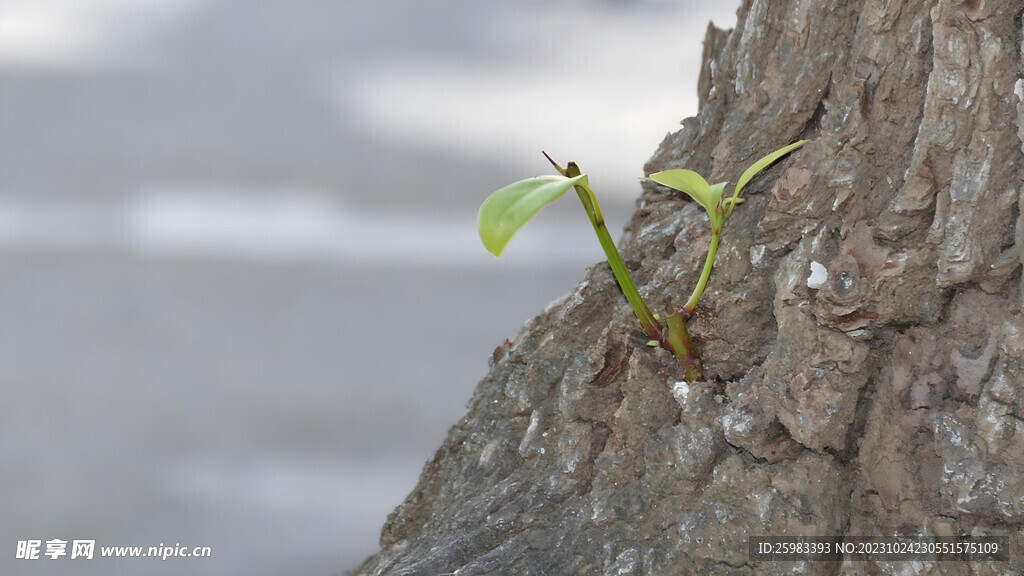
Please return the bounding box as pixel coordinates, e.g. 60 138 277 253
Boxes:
354 0 1024 573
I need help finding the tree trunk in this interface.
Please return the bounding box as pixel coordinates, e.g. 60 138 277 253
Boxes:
354 0 1024 573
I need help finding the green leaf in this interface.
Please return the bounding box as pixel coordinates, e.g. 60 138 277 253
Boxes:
733 139 807 199
478 174 585 257
648 169 714 212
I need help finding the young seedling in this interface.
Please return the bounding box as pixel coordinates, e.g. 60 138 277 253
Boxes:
478 141 806 381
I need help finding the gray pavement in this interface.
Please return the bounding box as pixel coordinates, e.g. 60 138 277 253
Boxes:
0 1 738 574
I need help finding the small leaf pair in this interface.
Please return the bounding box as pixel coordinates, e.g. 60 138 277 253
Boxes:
647 139 807 227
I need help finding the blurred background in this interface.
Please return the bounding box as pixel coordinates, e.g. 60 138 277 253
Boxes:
0 0 739 574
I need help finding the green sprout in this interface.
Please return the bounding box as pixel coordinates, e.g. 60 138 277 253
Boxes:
478 141 807 381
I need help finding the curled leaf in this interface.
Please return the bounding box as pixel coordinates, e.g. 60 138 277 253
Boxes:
478 174 584 257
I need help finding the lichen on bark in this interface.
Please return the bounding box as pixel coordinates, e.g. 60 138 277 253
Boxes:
353 1 1024 574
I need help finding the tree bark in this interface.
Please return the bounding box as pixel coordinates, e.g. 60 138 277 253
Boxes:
354 0 1024 573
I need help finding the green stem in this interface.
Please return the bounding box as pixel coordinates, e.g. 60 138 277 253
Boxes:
572 174 663 342
541 152 662 342
681 218 722 318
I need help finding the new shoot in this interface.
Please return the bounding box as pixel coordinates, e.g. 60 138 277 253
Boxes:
478 141 806 381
